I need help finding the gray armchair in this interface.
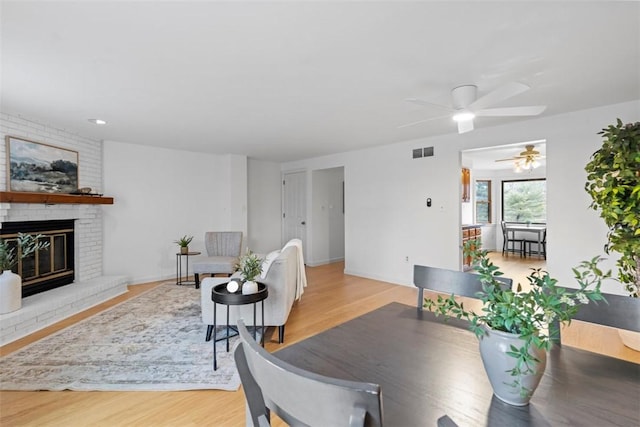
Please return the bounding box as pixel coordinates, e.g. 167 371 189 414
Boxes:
192 231 242 288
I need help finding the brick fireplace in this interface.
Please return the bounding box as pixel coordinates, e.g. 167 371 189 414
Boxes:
0 113 127 345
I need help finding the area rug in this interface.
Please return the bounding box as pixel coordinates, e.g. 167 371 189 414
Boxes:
0 282 256 391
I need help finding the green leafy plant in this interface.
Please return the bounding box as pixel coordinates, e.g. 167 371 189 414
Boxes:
173 235 193 248
237 249 263 282
585 119 640 297
0 233 51 271
424 240 607 398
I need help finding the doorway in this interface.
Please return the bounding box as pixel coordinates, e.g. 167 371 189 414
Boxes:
310 167 345 266
461 141 547 277
282 171 307 256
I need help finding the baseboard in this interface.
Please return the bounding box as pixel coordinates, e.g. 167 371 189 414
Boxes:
342 268 410 287
306 257 345 267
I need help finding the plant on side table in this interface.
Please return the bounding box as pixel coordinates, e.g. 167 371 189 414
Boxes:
174 235 194 254
0 233 50 314
584 119 640 350
424 241 607 406
237 249 263 295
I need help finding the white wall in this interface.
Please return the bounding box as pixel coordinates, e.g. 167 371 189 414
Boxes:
247 158 282 253
309 167 344 266
283 100 640 294
103 141 247 283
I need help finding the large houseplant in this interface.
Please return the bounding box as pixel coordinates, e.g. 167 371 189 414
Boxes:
584 119 640 350
584 119 640 298
424 242 606 405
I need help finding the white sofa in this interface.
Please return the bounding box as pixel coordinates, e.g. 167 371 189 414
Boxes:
200 245 299 344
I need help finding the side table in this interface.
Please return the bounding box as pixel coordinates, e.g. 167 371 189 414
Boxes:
211 282 268 370
175 251 201 286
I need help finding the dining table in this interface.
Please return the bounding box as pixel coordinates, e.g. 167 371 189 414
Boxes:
504 223 546 258
274 302 640 427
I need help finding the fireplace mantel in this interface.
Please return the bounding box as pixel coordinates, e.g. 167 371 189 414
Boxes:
0 191 113 205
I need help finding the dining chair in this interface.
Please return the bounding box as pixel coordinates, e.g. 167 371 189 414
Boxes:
552 288 640 344
524 229 547 259
234 319 384 427
500 221 524 257
413 265 513 311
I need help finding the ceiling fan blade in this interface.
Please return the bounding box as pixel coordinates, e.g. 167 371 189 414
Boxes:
405 98 452 112
457 119 474 134
397 114 450 129
475 106 547 117
494 158 516 162
468 82 530 111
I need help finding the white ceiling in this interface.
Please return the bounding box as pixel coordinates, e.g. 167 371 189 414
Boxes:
1 1 639 162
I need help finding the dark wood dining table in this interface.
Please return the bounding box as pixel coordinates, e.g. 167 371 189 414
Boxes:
274 302 640 427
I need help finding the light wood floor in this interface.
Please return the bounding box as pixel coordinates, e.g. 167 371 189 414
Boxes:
1 253 637 426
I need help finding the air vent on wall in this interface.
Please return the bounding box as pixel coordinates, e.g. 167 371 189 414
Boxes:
412 147 434 159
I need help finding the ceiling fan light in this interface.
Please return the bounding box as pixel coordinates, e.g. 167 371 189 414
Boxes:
452 111 475 122
531 159 540 169
514 161 522 173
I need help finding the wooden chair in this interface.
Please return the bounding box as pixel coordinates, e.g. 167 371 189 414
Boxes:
234 319 383 427
413 265 513 311
552 287 640 344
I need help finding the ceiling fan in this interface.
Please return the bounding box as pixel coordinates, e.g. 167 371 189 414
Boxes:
495 144 546 172
401 82 547 134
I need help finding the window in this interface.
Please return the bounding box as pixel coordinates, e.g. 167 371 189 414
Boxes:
502 179 547 223
475 180 491 224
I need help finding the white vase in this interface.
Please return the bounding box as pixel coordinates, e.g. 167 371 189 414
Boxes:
242 280 259 295
619 330 640 352
0 270 22 314
478 326 547 406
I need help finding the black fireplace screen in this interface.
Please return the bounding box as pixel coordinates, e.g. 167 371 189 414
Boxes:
0 220 75 297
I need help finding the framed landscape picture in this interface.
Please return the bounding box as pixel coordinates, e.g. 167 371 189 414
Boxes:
6 136 79 193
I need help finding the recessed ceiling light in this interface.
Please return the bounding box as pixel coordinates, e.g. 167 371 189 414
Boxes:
88 119 107 125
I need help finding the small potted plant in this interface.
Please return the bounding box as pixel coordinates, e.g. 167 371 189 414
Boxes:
238 249 263 295
174 235 193 254
424 241 606 406
0 233 50 314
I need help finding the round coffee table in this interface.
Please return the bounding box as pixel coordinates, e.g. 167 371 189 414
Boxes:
211 282 268 370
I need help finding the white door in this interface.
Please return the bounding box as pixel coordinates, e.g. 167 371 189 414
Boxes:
282 171 307 254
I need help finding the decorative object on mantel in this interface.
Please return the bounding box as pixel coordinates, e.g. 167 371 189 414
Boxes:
6 135 78 194
424 241 607 406
0 233 50 314
174 235 193 254
237 249 263 295
68 187 104 197
584 119 640 350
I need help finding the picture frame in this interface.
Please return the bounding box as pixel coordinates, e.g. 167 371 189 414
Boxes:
6 135 79 193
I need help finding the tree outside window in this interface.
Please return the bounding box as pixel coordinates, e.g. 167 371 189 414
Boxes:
475 180 491 224
502 179 546 223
